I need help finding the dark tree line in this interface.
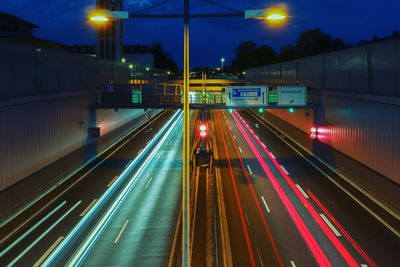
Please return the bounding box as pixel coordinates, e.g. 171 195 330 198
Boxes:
229 28 348 75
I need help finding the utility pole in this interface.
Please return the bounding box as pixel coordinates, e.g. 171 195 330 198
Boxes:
182 0 191 266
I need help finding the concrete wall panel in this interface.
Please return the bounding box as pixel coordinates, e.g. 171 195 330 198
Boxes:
0 93 149 191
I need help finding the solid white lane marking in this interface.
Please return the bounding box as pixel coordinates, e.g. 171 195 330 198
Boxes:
247 110 400 238
125 160 133 168
246 165 253 175
8 201 81 266
296 184 309 199
80 199 98 217
255 124 259 128
0 201 66 258
256 248 265 267
238 147 243 153
137 148 143 155
290 260 297 267
233 135 237 140
280 165 290 175
107 176 119 187
261 196 271 213
320 213 342 237
145 177 153 190
244 212 250 226
269 152 276 159
33 236 64 267
114 220 129 244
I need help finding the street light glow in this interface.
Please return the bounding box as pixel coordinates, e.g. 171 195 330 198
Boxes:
89 15 109 22
267 14 286 21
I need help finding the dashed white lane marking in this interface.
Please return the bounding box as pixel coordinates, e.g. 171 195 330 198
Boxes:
247 165 253 175
107 176 119 187
296 184 309 199
114 220 130 244
233 135 237 140
229 126 232 130
360 264 368 267
256 248 265 267
255 124 260 128
33 236 64 267
280 165 290 175
169 140 173 145
320 213 342 237
80 199 98 217
238 147 243 153
137 148 143 155
145 177 153 190
261 196 271 213
244 212 250 226
290 260 297 267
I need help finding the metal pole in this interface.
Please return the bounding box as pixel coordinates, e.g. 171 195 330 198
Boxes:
182 0 191 267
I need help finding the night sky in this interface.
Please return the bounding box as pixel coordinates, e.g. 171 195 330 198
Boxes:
1 0 399 68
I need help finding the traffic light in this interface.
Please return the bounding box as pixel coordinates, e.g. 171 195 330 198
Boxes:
199 124 207 139
310 126 318 140
229 108 233 113
288 107 295 113
258 108 264 113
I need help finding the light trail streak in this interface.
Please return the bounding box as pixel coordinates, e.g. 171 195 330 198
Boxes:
218 111 283 267
216 111 257 267
308 190 377 267
43 110 183 266
231 112 332 266
234 111 360 266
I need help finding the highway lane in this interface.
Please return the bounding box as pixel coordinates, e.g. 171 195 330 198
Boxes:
0 110 178 266
238 109 400 266
212 110 317 267
72 113 184 266
214 107 399 266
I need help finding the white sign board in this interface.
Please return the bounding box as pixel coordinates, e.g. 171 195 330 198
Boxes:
226 86 268 107
277 86 306 106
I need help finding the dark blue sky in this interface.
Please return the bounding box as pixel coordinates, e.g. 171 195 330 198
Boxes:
1 0 399 68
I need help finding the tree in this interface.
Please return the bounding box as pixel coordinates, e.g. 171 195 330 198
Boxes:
151 43 178 74
295 28 347 56
231 41 258 74
279 44 300 61
255 45 277 65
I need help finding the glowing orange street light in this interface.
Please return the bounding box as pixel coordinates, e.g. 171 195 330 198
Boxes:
266 14 286 21
87 9 128 25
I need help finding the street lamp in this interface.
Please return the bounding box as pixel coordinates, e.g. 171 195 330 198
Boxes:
87 3 290 267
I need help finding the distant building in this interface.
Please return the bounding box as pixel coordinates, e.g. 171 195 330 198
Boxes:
0 11 38 37
67 44 154 67
124 45 154 67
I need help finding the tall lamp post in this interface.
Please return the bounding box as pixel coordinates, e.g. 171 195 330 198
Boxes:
88 2 287 266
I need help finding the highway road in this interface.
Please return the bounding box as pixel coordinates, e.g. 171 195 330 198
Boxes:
0 110 182 266
211 109 400 267
71 112 184 266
